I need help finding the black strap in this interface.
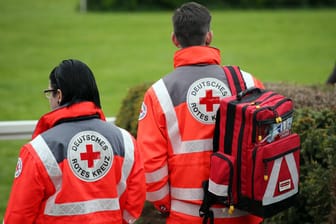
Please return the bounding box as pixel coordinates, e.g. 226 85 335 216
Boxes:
223 102 236 155
223 65 247 96
199 181 217 224
212 109 220 153
202 210 214 224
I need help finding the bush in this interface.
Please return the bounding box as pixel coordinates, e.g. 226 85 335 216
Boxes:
115 82 152 137
265 82 336 224
86 0 336 11
265 82 336 111
116 82 336 223
264 108 336 223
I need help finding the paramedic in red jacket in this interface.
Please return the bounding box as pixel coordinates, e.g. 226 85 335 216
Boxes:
4 59 146 224
137 2 264 224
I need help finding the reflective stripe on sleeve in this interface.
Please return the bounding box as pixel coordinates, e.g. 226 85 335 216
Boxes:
153 80 212 155
153 80 181 153
31 135 62 189
171 187 203 201
208 179 228 197
146 183 169 202
146 163 168 183
171 200 249 218
31 135 120 216
118 128 135 196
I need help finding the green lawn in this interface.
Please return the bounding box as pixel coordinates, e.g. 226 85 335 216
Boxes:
0 0 335 220
0 141 23 218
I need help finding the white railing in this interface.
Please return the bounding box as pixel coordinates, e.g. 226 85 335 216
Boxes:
0 117 116 140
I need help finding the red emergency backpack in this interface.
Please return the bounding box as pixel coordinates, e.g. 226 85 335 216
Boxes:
199 66 300 223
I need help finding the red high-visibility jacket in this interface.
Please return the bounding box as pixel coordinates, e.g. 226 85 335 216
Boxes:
4 102 146 224
137 46 264 224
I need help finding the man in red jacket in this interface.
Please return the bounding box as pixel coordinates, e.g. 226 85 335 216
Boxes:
137 2 264 224
4 59 146 224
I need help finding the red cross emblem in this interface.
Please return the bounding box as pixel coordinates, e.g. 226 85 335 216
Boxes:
80 144 101 168
199 89 220 112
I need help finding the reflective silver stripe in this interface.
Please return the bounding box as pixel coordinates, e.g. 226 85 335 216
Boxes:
241 70 255 89
31 135 120 216
45 198 120 216
286 153 299 191
208 179 228 197
146 183 169 202
263 153 299 206
118 128 135 196
153 80 181 154
152 80 212 155
31 135 63 193
146 163 168 183
171 200 248 218
171 187 203 201
180 139 213 154
123 209 137 224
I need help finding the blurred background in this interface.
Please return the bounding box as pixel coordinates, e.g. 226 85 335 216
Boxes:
0 0 335 120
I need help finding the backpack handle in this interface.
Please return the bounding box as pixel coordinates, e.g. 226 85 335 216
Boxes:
237 87 262 100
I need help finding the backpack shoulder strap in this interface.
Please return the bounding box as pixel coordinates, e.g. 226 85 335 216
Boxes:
223 65 247 95
212 109 220 153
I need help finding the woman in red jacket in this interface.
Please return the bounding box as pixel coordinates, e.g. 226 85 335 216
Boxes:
4 59 146 224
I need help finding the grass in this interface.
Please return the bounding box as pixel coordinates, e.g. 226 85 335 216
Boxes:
0 140 25 219
0 0 335 220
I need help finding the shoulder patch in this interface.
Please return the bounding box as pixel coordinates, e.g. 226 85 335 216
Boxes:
187 78 231 124
14 157 23 178
138 102 147 121
67 131 113 182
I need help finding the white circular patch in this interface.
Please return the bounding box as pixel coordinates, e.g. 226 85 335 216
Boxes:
14 157 22 178
187 78 231 124
68 131 113 182
138 102 147 120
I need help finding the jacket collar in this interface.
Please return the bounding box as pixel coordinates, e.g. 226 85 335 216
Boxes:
32 101 105 138
173 46 221 68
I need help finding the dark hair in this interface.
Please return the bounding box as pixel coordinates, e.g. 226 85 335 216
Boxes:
49 59 101 108
172 2 211 48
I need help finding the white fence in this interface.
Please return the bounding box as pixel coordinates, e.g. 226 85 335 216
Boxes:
0 117 116 140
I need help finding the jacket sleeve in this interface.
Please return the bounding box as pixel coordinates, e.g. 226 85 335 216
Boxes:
4 143 54 224
253 76 264 89
137 87 171 214
121 136 146 224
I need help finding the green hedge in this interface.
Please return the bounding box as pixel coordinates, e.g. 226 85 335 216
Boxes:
116 82 336 223
87 0 336 11
264 108 336 223
265 83 336 223
115 82 152 138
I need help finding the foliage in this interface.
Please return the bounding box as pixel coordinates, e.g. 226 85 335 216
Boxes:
264 109 336 223
87 0 223 11
116 82 336 223
86 0 336 11
115 82 152 137
265 83 336 111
